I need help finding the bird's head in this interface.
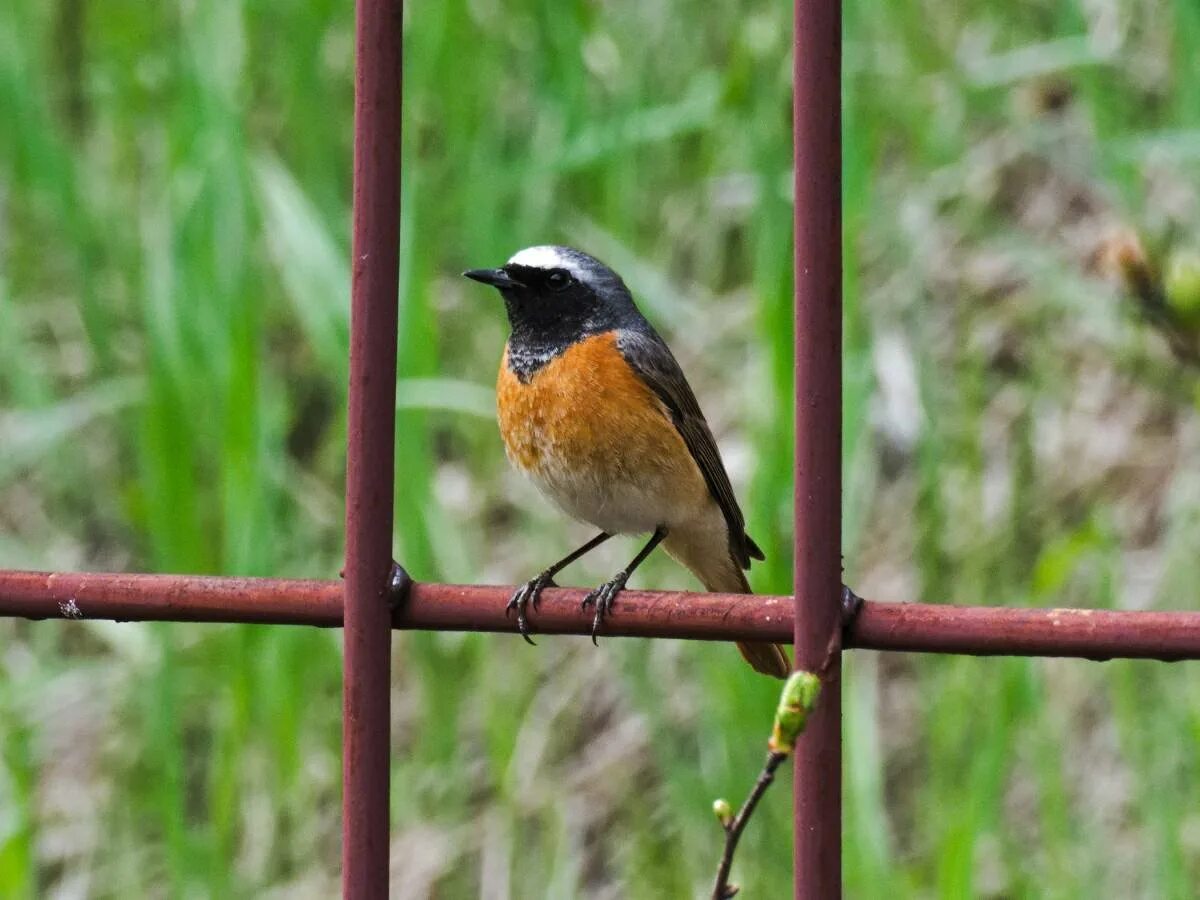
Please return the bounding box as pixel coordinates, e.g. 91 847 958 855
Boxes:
464 245 641 348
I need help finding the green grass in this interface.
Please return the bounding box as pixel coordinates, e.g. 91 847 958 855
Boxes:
2 0 1200 896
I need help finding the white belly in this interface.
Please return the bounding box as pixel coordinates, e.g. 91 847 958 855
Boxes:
525 455 705 535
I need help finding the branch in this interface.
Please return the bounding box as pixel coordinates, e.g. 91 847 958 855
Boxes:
711 751 788 899
710 671 822 899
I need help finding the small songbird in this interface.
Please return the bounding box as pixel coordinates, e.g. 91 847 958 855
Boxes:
464 246 790 678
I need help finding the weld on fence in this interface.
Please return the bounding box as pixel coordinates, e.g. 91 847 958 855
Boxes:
3 1 1200 897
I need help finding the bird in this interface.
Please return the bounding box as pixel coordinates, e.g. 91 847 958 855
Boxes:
463 245 790 678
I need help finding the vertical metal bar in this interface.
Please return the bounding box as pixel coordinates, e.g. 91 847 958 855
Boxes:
344 0 403 895
792 0 842 896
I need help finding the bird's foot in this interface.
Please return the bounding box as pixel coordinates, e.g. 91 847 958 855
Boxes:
581 571 629 645
506 571 558 645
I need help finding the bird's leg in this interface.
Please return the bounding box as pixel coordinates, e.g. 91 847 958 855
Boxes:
508 531 612 644
582 526 667 644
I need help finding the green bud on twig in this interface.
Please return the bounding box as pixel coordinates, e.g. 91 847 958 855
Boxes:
768 671 821 755
712 798 733 828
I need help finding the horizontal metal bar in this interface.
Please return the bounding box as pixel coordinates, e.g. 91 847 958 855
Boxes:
0 571 791 640
0 571 344 624
2 570 1199 661
848 602 1200 661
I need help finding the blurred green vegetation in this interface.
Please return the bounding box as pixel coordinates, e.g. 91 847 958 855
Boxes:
2 0 1200 896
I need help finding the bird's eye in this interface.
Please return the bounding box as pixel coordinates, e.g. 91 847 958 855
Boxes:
546 270 571 291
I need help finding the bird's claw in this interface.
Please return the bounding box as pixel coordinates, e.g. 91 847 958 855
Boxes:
506 572 558 645
581 572 628 645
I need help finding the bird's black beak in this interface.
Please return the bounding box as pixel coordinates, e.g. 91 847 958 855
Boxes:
463 267 522 290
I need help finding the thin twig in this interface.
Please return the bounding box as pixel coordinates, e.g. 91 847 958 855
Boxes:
708 591 858 898
711 751 788 900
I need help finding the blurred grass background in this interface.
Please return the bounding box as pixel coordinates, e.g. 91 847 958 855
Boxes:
2 0 1200 896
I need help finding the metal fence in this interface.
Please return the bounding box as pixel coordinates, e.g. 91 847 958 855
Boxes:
3 1 1200 896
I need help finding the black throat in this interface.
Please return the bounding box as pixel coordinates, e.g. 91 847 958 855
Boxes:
504 317 601 382
497 259 651 381
502 295 646 382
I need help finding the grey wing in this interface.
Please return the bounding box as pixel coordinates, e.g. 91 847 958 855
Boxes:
617 328 765 569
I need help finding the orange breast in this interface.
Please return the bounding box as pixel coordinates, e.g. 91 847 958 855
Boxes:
496 332 705 499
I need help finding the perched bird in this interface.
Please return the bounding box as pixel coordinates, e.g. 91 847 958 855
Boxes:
464 246 790 678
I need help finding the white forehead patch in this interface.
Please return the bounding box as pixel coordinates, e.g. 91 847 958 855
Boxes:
506 245 586 279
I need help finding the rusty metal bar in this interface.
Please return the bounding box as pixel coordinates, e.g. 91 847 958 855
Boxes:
793 0 844 895
343 0 403 893
8 571 1200 661
848 602 1200 661
0 571 343 624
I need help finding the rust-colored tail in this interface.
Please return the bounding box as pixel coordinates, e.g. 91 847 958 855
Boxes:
665 531 790 678
727 564 790 679
735 636 791 679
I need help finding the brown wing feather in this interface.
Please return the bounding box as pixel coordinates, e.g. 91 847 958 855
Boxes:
617 329 764 569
